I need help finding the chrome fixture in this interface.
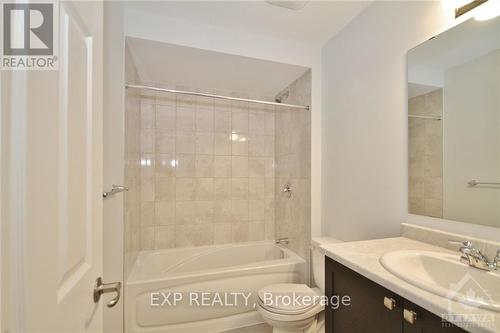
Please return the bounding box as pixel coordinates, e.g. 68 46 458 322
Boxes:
275 237 289 245
468 179 500 187
126 84 310 110
103 184 129 198
449 240 499 271
93 277 121 308
275 90 289 103
403 309 417 325
282 183 292 198
408 114 442 120
383 296 397 310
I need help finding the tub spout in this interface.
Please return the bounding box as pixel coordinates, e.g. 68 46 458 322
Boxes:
275 238 289 245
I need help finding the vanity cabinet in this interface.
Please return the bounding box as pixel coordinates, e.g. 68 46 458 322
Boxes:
325 257 469 333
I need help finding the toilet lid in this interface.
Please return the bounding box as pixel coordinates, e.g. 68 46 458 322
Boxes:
257 284 321 315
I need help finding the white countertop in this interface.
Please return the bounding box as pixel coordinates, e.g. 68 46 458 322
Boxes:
321 237 500 333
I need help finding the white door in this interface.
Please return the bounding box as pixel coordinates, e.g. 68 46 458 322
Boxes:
2 1 105 331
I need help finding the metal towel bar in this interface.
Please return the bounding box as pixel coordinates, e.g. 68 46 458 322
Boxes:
468 180 500 187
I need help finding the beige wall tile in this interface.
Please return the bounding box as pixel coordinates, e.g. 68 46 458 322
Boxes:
214 200 232 222
176 223 214 247
155 201 175 225
140 226 155 250
232 223 249 243
232 134 248 156
176 178 196 201
214 178 232 200
176 134 195 154
248 178 265 200
195 155 214 177
155 154 176 178
232 109 249 133
231 178 248 200
232 156 248 178
196 109 214 133
214 109 231 133
156 130 175 153
248 135 265 157
249 111 266 135
249 221 265 241
141 102 155 129
176 202 197 224
155 226 175 249
140 130 155 153
176 107 195 132
249 200 265 221
132 87 280 251
155 178 176 201
196 134 214 155
176 154 195 178
196 201 214 223
249 157 265 178
140 154 155 178
214 223 232 244
195 178 214 200
140 202 155 226
264 112 275 136
156 105 175 130
214 133 232 155
214 156 232 178
141 177 155 202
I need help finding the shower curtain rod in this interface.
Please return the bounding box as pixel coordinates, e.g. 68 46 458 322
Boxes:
126 84 310 110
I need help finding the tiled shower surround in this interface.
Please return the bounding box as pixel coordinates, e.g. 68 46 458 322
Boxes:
275 71 311 260
408 89 443 218
136 90 277 249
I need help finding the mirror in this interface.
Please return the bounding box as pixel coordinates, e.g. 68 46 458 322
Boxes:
407 17 500 228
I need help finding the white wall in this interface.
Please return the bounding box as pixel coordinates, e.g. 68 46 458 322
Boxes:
103 2 125 332
443 50 500 227
124 8 323 236
321 1 455 241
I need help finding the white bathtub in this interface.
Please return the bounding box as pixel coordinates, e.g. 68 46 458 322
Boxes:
126 241 305 333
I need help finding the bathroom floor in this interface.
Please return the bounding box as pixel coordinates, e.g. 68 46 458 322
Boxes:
223 323 272 333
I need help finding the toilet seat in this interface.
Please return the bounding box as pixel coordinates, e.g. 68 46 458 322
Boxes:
257 284 324 321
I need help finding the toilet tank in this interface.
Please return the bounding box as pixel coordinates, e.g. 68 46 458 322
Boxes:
311 238 341 292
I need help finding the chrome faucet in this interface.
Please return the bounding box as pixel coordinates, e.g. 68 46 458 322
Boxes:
449 240 499 271
275 237 289 245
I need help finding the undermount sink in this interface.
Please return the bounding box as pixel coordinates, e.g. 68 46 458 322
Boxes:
380 250 500 313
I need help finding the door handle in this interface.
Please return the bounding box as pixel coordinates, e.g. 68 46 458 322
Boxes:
403 309 417 324
93 277 121 308
103 185 128 198
383 296 396 310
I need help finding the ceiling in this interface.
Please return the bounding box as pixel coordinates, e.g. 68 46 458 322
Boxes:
124 1 371 48
127 37 309 98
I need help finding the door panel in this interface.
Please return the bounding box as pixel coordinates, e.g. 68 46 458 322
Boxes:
326 258 403 333
3 1 104 331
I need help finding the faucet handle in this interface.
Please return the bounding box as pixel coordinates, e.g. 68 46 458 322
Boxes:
448 239 473 248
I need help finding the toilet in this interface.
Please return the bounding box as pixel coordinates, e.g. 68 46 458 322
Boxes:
257 239 338 333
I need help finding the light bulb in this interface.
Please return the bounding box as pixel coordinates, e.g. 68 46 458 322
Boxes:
474 0 500 20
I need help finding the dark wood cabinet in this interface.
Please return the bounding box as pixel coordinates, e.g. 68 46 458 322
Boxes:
325 257 469 333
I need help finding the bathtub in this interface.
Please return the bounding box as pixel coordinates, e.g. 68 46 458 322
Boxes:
126 241 305 333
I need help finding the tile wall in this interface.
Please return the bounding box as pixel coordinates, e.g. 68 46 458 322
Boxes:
124 46 141 276
275 70 312 260
408 89 443 218
137 89 276 249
